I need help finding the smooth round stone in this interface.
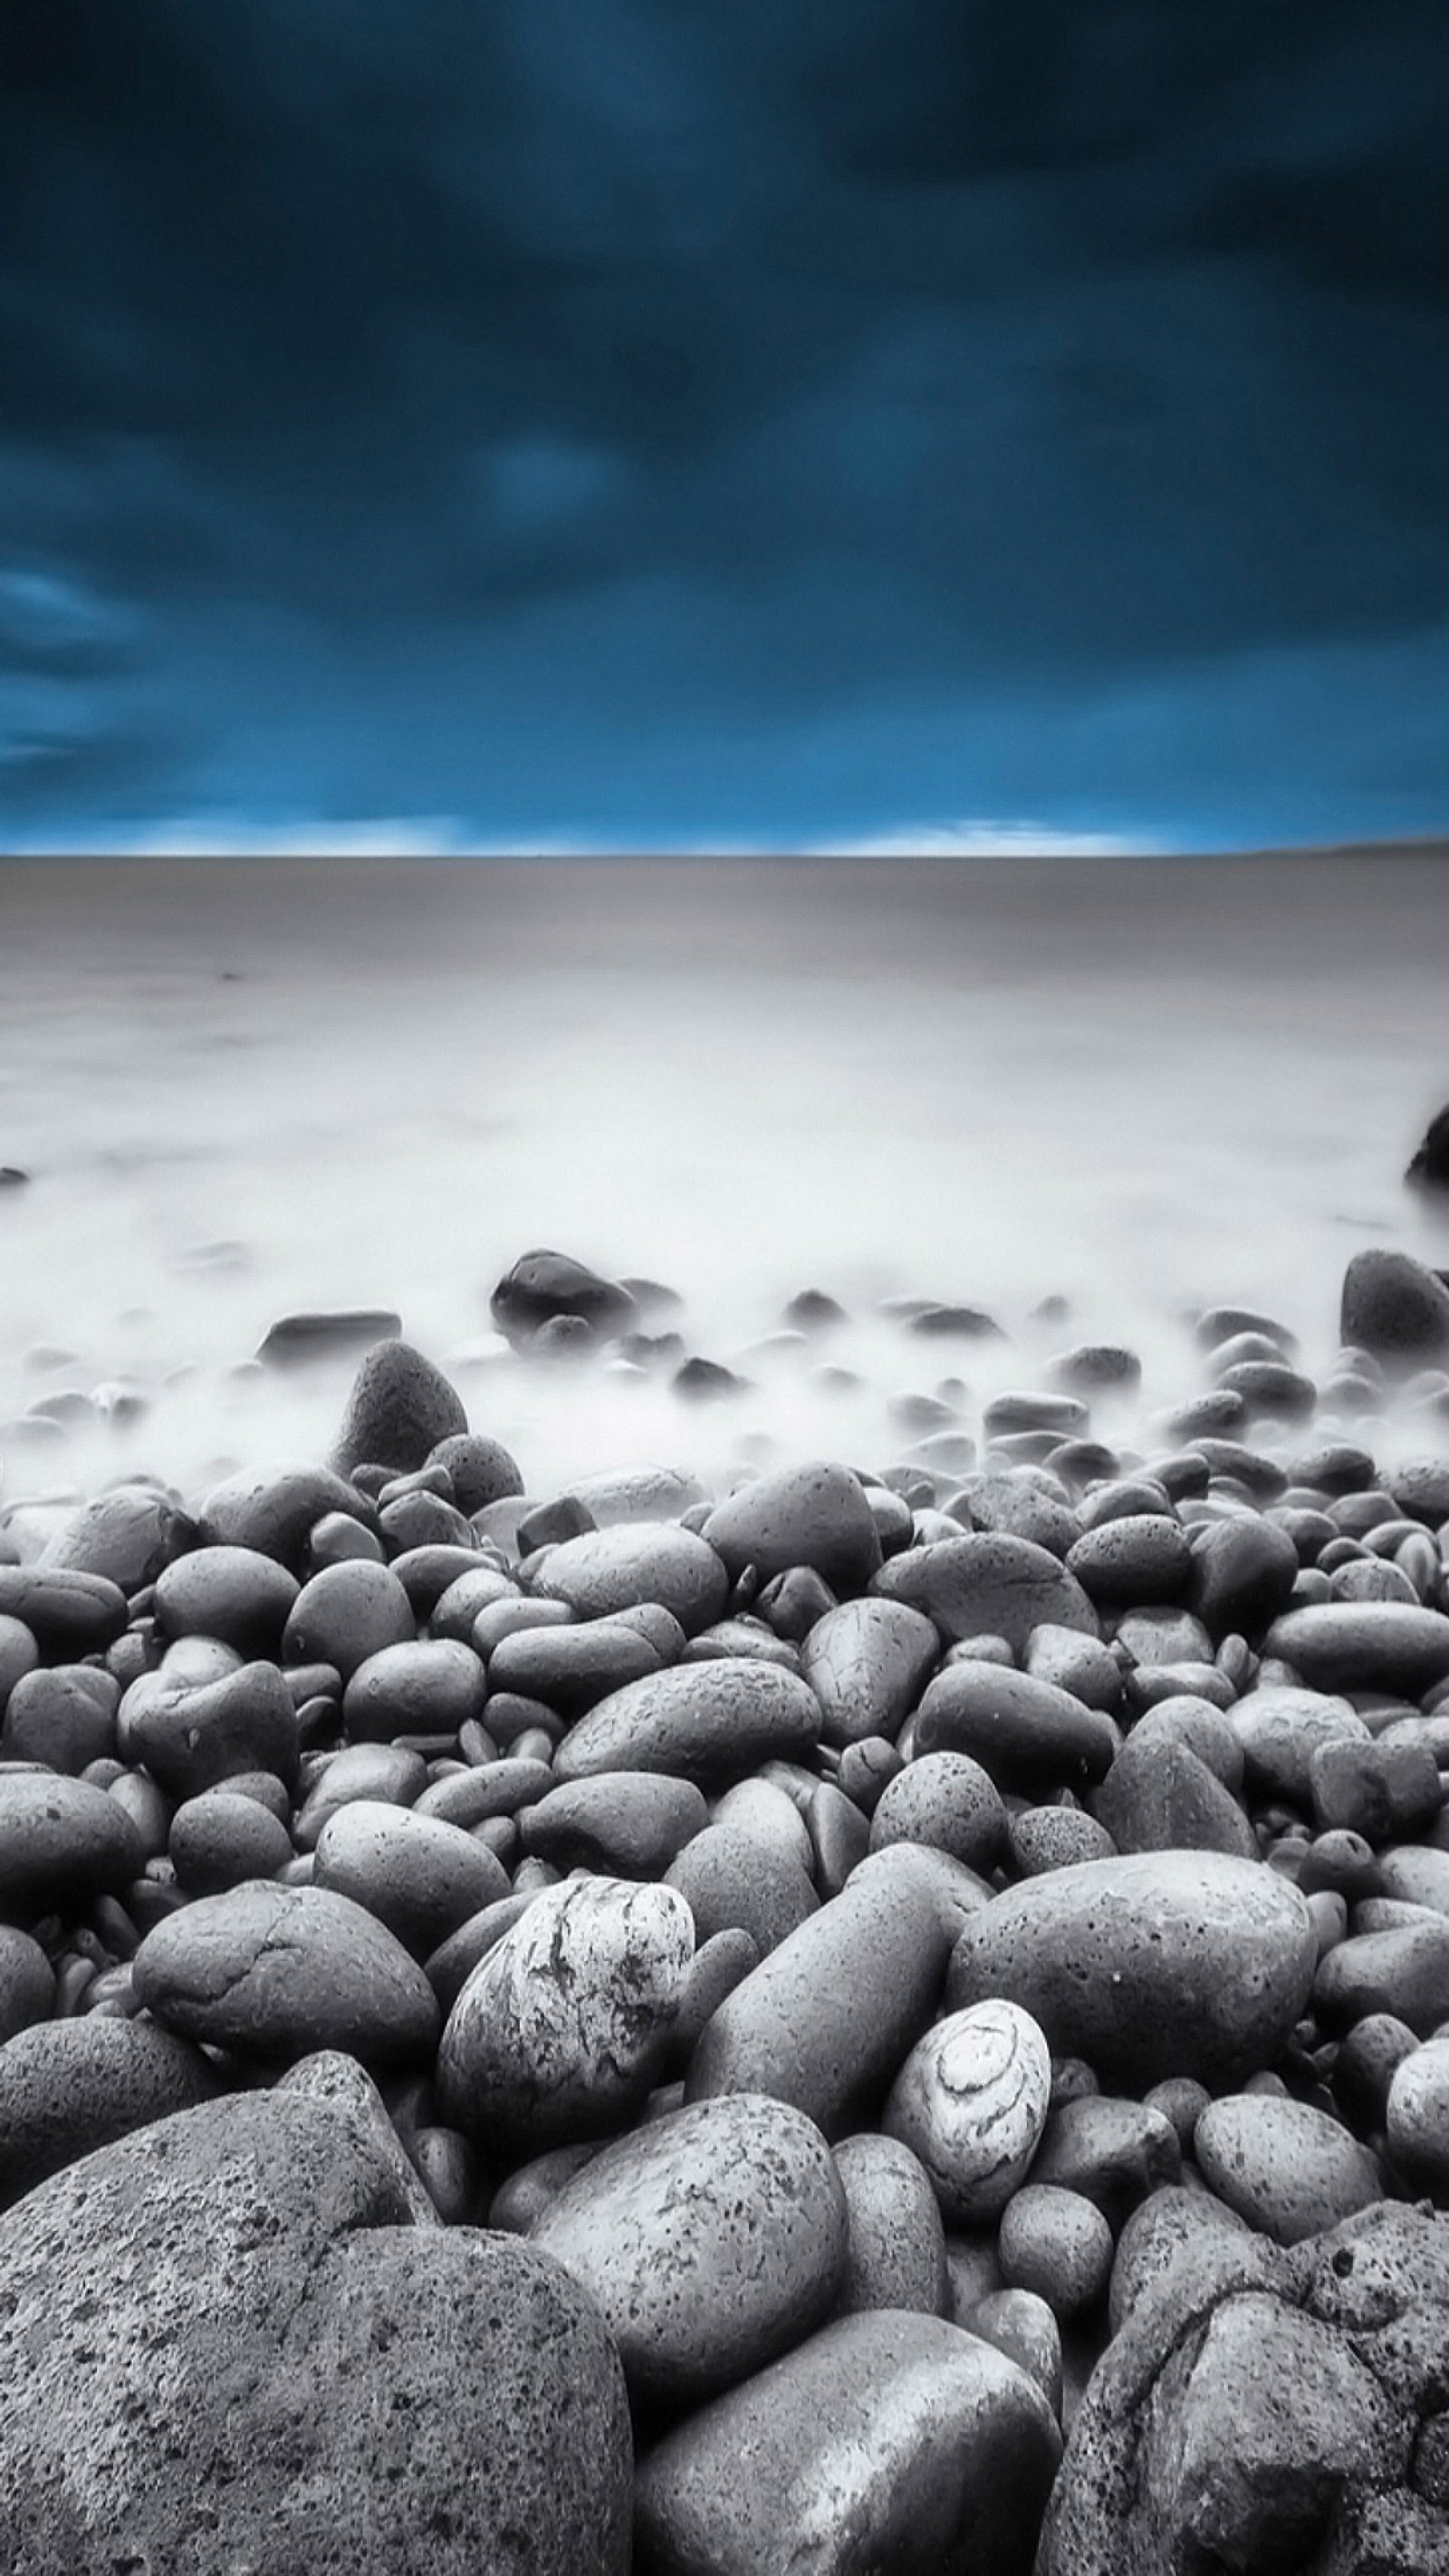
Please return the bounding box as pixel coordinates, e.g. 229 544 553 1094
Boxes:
121 1659 300 1798
964 2289 1063 2420
313 1799 509 1956
1378 1846 1449 1916
519 1773 708 1878
153 1547 301 1658
838 1736 905 1813
1066 1516 1193 1608
999 2186 1113 2320
834 2132 949 2318
563 1465 706 1530
425 1431 524 1514
282 1560 415 1680
701 1461 883 1597
1027 2096 1181 2226
1262 1603 1449 1697
0 1615 39 1716
328 1339 467 1476
552 1661 820 1787
197 1461 376 1568
0 2017 217 2206
169 1789 293 1893
1228 1687 1369 1805
530 2092 847 2404
666 1928 762 2072
1386 2040 1449 2194
40 1487 185 1593
1126 1697 1244 1792
528 1523 728 1637
293 1742 428 1847
945 1472 1079 1560
633 2309 1061 2576
308 1510 385 1571
133 1880 441 2067
684 1616 801 1670
0 1566 129 1659
1195 2094 1385 2244
868 1751 1005 1871
946 1853 1317 2091
342 1639 486 1742
1008 1807 1117 1876
0 1927 54 2043
666 1821 819 1956
1314 1918 1449 2036
1188 1514 1301 1640
884 2000 1051 2224
438 1877 694 2152
807 1777 871 1897
486 1620 660 1716
1093 1734 1257 1862
913 1663 1117 1794
1115 1606 1215 1668
1107 2185 1252 2335
429 1567 518 1641
1340 1248 1449 1368
1 1664 118 1774
800 1599 941 1746
1026 1627 1122 1712
0 1773 144 1922
387 1543 493 1619
687 1871 955 2139
713 1775 817 1870
491 1247 636 1343
415 1755 553 1828
875 1533 1098 1652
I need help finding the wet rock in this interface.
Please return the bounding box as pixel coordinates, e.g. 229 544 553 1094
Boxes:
884 1999 1051 2224
0 2090 631 2576
634 2309 1060 2576
519 1772 708 1878
313 1798 509 1954
153 1544 300 1658
487 1619 661 1715
0 1566 128 1659
490 1248 636 1345
1195 2093 1385 2244
1340 1247 1449 1369
1188 1513 1301 1641
876 1533 1097 1653
529 1522 728 1635
913 1661 1117 1794
438 1875 693 2152
687 1870 955 2137
833 2131 948 2318
552 1660 820 1786
120 1658 300 1797
800 1598 940 1746
329 1339 468 1477
39 1486 187 1593
134 1879 441 2067
531 2092 847 2405
947 1852 1317 2091
702 1461 883 1597
169 1787 294 1892
0 2017 216 2206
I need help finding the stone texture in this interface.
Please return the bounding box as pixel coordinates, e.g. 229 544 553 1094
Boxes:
553 1660 821 1786
529 1523 729 1637
133 1879 441 2067
634 2309 1060 2576
946 1852 1317 2091
1195 2093 1386 2244
0 1773 143 1923
329 1339 468 1476
701 1461 884 1597
0 2091 631 2575
875 1533 1097 1652
0 2017 217 2207
530 2092 847 2404
884 2000 1051 2224
912 1663 1117 1793
800 1598 940 1746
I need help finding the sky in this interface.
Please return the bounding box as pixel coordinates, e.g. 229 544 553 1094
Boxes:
2 0 1449 852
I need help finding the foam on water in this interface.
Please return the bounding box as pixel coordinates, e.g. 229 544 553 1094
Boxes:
0 851 1446 1512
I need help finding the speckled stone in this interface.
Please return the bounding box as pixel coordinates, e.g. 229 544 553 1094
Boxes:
701 1461 884 1597
800 1599 941 1746
1195 2094 1385 2244
833 2131 949 2318
528 1522 729 1636
0 2016 217 2207
0 1773 144 1924
553 1660 821 1786
875 1533 1098 1654
530 2091 847 2402
133 1879 441 2068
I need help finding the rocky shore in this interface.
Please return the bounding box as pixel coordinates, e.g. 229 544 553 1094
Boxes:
4 1241 1449 2568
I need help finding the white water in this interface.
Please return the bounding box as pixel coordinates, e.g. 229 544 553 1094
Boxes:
1 851 1446 1514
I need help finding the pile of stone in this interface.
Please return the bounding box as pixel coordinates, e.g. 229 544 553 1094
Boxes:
2 1244 1449 2568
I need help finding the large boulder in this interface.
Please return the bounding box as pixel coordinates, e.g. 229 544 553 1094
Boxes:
1039 2201 1449 2573
0 2091 632 2574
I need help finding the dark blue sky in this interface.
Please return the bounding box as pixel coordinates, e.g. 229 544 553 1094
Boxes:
3 0 1449 850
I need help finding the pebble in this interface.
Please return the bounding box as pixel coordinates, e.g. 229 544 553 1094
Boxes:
1093 1731 1257 1860
0 1772 144 1921
833 2130 949 2317
1229 1685 1369 1805
1028 2095 1181 2225
312 1798 510 1953
169 1786 294 1892
519 1772 708 1878
883 1998 1051 2223
1263 1601 1449 1696
491 1248 636 1344
633 2310 1060 2576
530 2092 847 2403
667 1820 819 1955
342 1638 487 1741
2 1664 119 1773
133 1879 441 2066
552 1660 821 1786
701 1460 884 1596
1066 1515 1193 1606
0 1565 129 1659
868 1749 1006 1870
800 1598 941 1745
197 1461 376 1566
947 1851 1317 2090
0 2015 216 2206
486 1619 661 1714
1194 2093 1386 2242
999 2185 1113 2319
876 1532 1097 1652
328 1337 468 1475
120 1658 300 1798
1339 1247 1449 1368
913 1662 1118 1793
1314 1916 1449 2035
437 1876 694 2151
529 1522 729 1635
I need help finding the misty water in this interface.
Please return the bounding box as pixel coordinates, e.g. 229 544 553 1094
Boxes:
2 851 1447 1521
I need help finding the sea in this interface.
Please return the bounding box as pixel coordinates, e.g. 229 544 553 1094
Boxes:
1 849 1447 1520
